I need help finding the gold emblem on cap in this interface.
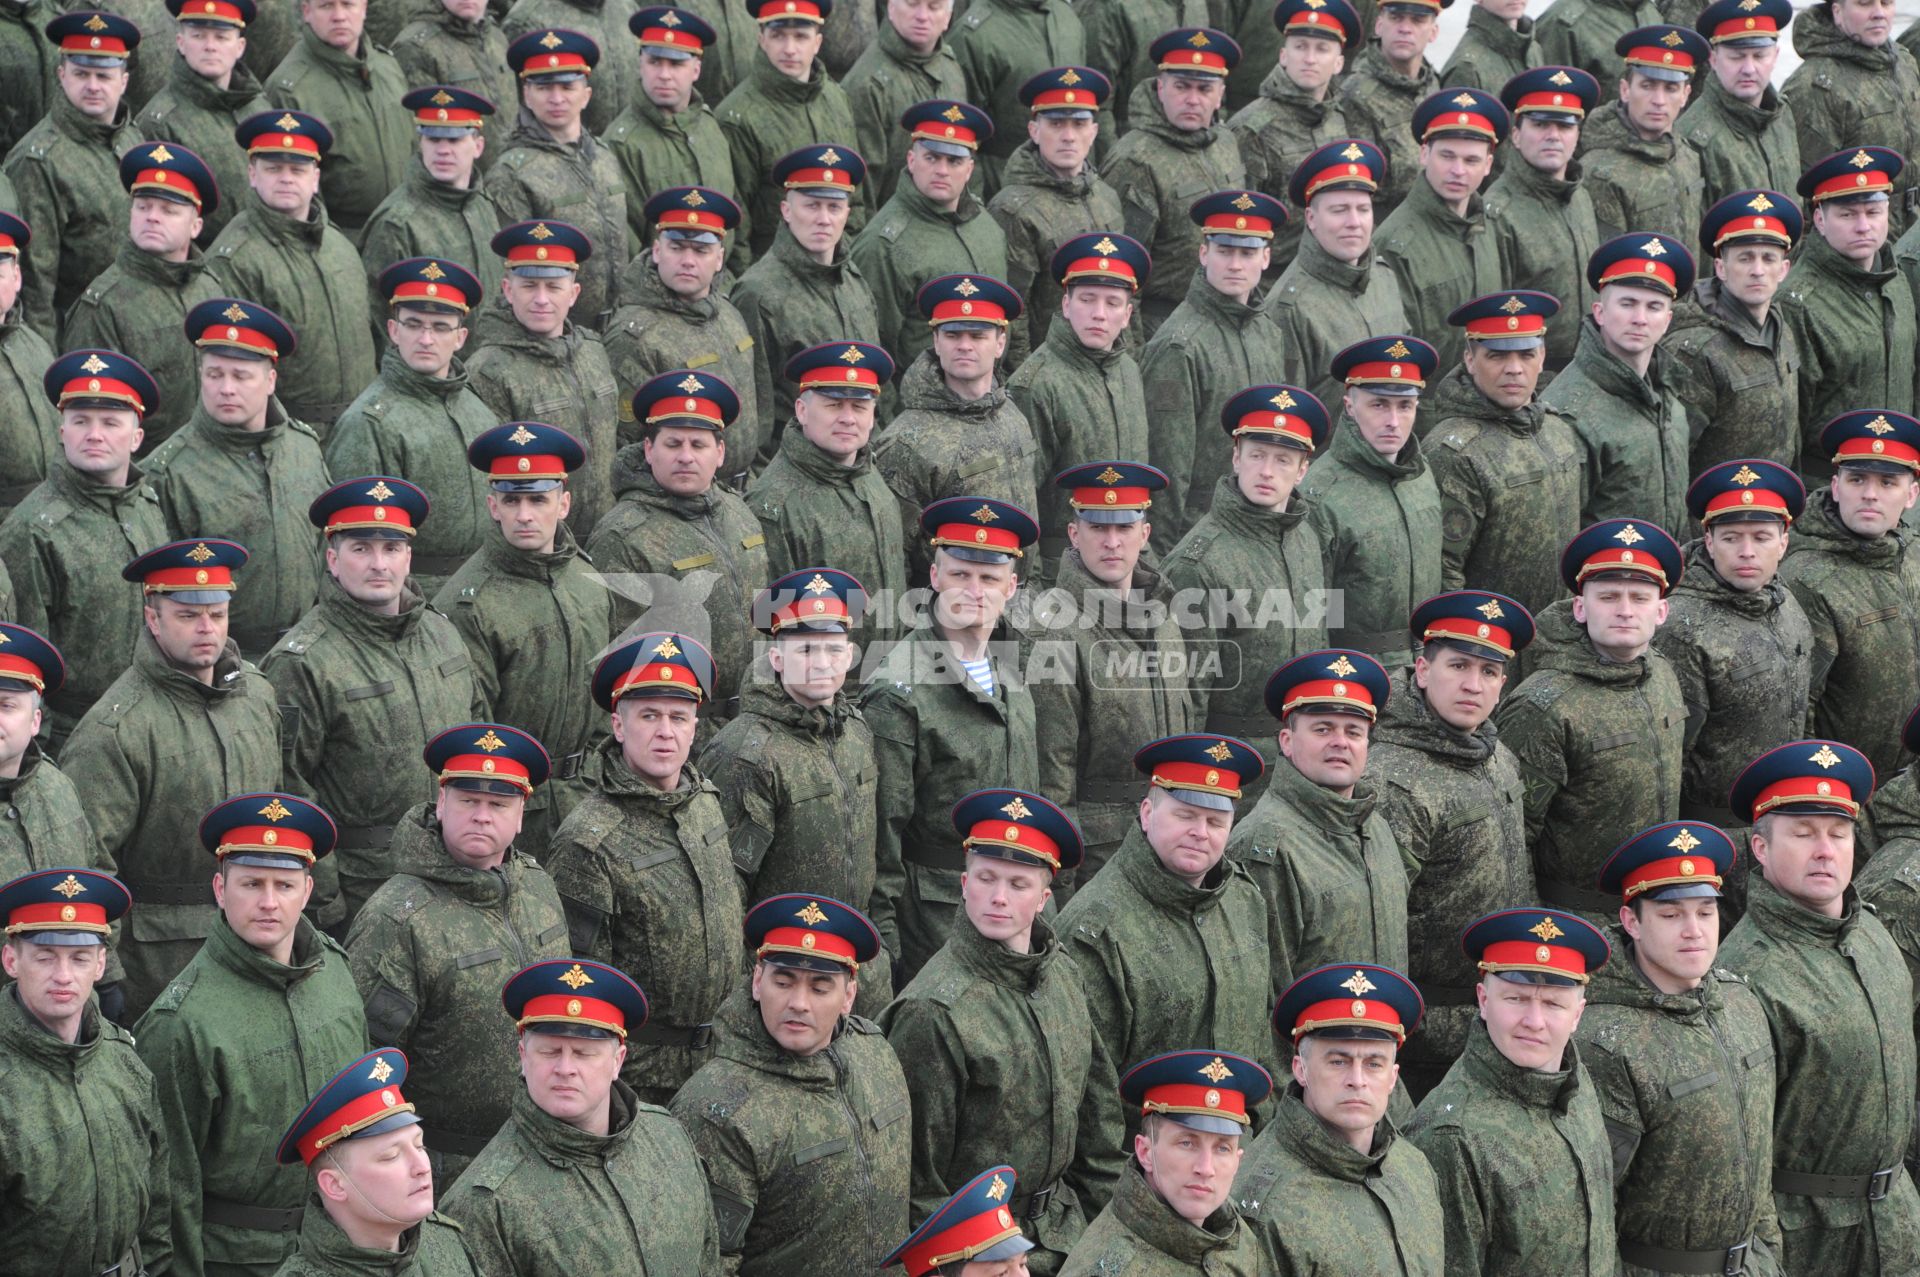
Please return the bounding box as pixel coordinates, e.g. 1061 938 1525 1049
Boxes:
1614 523 1645 545
538 29 562 47
82 12 107 29
999 795 1033 820
1725 465 1764 488
984 1174 1010 1202
1530 916 1566 942
559 963 594 989
192 569 208 584
1339 142 1365 161
660 8 681 23
418 261 447 282
59 904 76 921
1340 969 1378 997
1204 740 1233 762
566 998 582 1015
1548 69 1572 85
1679 858 1698 877
220 303 250 324
185 542 216 564
1640 238 1668 258
52 873 85 899
1271 389 1296 410
368 1056 394 1082
951 277 981 298
1495 296 1526 316
802 573 833 595
80 353 109 374
1384 340 1411 359
1864 414 1895 435
1669 827 1703 854
274 112 301 130
1451 92 1478 107
1817 780 1833 796
429 89 455 106
525 223 557 243
1851 149 1875 168
796 900 829 926
144 144 177 167
811 147 842 168
1810 744 1842 769
972 504 999 523
474 730 507 753
1659 29 1683 45
1327 655 1359 677
1198 1056 1234 1083
1189 30 1209 45
941 104 966 123
1475 598 1505 620
505 424 538 447
365 481 396 502
254 798 292 824
652 636 682 659
1094 466 1125 485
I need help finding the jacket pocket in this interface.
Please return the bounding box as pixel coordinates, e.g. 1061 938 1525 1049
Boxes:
792 1136 850 1165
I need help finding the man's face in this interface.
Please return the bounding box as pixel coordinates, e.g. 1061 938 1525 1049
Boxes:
1060 282 1132 352
145 598 229 673
502 274 580 337
752 961 855 1055
1231 437 1311 509
1622 896 1718 988
1292 1035 1397 1147
1027 112 1097 173
1280 711 1370 793
433 785 523 869
1832 0 1897 46
1 939 106 1035
1197 240 1269 298
1277 32 1343 91
326 536 412 608
518 1032 624 1128
1461 342 1543 409
200 352 277 426
1752 813 1856 915
60 407 143 479
758 21 821 79
213 862 314 952
781 191 849 257
612 695 698 788
56 60 127 119
929 550 1017 633
1066 516 1149 586
1572 578 1668 659
1591 284 1673 358
1343 389 1417 459
1479 0 1527 18
248 156 321 216
129 194 203 257
886 0 951 53
0 259 21 317
302 0 364 49
795 390 877 464
1305 191 1373 263
1831 467 1920 537
420 130 484 186
1510 115 1577 177
1135 1120 1240 1225
523 77 590 132
1710 42 1776 104
387 306 468 376
1414 646 1506 731
652 234 724 299
640 49 701 111
1419 138 1492 206
960 854 1051 947
1619 70 1688 137
958 1260 1029 1277
768 632 853 707
1137 789 1231 884
643 425 725 495
1477 976 1584 1071
1375 6 1437 67
487 487 571 553
905 143 973 207
319 1128 435 1230
1155 72 1224 132
176 21 246 80
0 688 42 772
1704 520 1788 592
1814 199 1891 264
442 0 485 20
932 323 1006 384
1714 243 1789 311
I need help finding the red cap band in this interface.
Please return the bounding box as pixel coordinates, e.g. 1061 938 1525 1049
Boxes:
1833 435 1920 470
1702 486 1793 523
758 924 859 967
1149 759 1244 800
131 167 204 208
1303 161 1376 202
1596 256 1679 294
766 595 851 633
795 364 881 393
655 207 730 234
1069 484 1153 511
520 50 592 77
1813 169 1895 202
961 818 1061 870
196 321 282 358
1622 43 1698 72
1285 8 1347 35
215 824 316 863
1158 47 1230 74
643 394 728 428
437 751 533 794
1231 410 1316 448
1342 360 1426 388
295 1085 414 1165
1479 938 1593 981
1281 677 1378 719
486 453 570 479
911 120 980 149
518 992 629 1037
1028 86 1099 112
58 32 128 54
1752 775 1859 818
1290 996 1408 1041
782 165 855 191
1621 854 1724 900
1511 89 1588 117
636 24 703 49
141 564 236 594
1421 616 1515 657
414 105 483 127
1060 254 1141 286
390 280 470 311
929 520 1024 557
1574 547 1670 589
754 0 823 19
59 376 145 414
504 239 579 268
182 0 247 22
5 899 110 934
323 503 416 536
1464 312 1549 339
1422 109 1499 142
1140 1081 1250 1124
0 653 47 691
1200 211 1276 239
248 130 321 158
898 1204 1024 1276
611 660 704 702
1708 11 1778 39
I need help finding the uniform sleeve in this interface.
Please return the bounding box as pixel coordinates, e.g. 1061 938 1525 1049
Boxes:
666 1093 764 1269
133 1013 216 1277
877 997 970 1222
1057 921 1130 1183
324 404 398 481
717 114 762 254
1777 299 1822 438
138 1063 174 1274
258 654 328 804
1652 626 1712 757
57 723 145 877
437 593 504 719
848 229 906 374
860 683 917 957
1781 571 1835 735
437 1187 519 1277
1375 778 1441 890
4 156 63 342
1064 983 1124 1214
697 739 781 899
0 526 55 646
1491 693 1568 852
545 836 618 963
1429 444 1484 592
1100 152 1162 278
990 202 1043 361
1407 1124 1491 1277
486 164 535 228
1138 338 1200 539
844 82 893 203
1576 1039 1646 1187
343 904 423 1053
1028 633 1085 836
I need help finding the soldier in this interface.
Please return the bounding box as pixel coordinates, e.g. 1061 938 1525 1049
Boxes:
732 144 880 457
747 342 909 641
1664 191 1801 471
714 0 863 259
142 298 329 657
588 369 766 725
345 723 568 1187
848 99 1007 376
135 792 368 1277
1579 26 1708 244
65 141 222 453
272 1048 482 1274
1100 27 1245 335
1029 462 1194 889
603 8 735 256
500 1 640 138
0 348 168 743
989 66 1123 360
1061 1050 1270 1275
1778 147 1916 479
1008 232 1149 563
488 29 631 333
0 628 109 893
945 0 1082 199
1370 591 1537 1097
839 0 966 210
63 539 280 1019
1428 291 1584 616
390 0 514 167
872 275 1038 580
1534 0 1660 89
358 89 504 312
327 258 495 599
1541 233 1694 533
465 220 620 538
3 10 139 344
1405 908 1617 1275
438 958 724 1273
1495 519 1686 918
1236 965 1443 1273
134 0 269 246
1781 0 1920 241
1721 741 1920 1271
263 0 411 240
1160 385 1330 789
206 110 378 433
262 477 483 927
1265 141 1409 412
1860 703 1920 957
1677 0 1800 209
1579 822 1783 1276
1139 190 1289 540
0 0 59 158
1223 0 1358 275
1334 0 1442 219
1442 0 1539 89
0 868 167 1275
882 790 1121 1268
1778 410 1920 781
1484 65 1602 372
882 1165 1043 1276
0 212 61 524
1657 460 1811 843
1306 337 1440 667
605 185 767 467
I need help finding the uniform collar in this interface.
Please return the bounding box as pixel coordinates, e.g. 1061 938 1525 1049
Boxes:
1107 1156 1246 1262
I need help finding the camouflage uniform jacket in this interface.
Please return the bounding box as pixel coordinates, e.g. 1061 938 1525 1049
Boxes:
1494 600 1685 916
669 985 911 1275
1783 3 1920 241
1578 100 1704 244
272 1201 479 1277
1060 1158 1264 1277
442 1082 723 1275
0 0 57 161
1577 929 1784 1275
1483 154 1601 371
1100 79 1245 332
1654 541 1812 824
1138 272 1289 540
1334 44 1437 219
357 163 507 317
601 91 737 270
1719 874 1920 1274
839 21 967 209
947 0 1085 194
1540 317 1690 535
680 0 758 106
714 57 866 260
1440 6 1540 90
64 240 222 453
1534 0 1662 91
0 743 108 890
1406 1018 1617 1277
1225 64 1352 274
1232 1086 1445 1277
546 743 744 1101
389 6 515 165
500 0 641 137
1425 363 1585 616
1303 420 1440 669
1862 765 1920 873
1375 178 1501 373
987 141 1125 360
265 29 415 237
1777 492 1920 780
848 179 1008 376
1 94 136 343
1081 0 1210 121
1263 232 1410 413
880 915 1124 1257
0 307 59 521
1677 78 1802 213
345 804 569 1174
487 110 634 332
1663 277 1800 472
134 916 367 1277
134 55 270 242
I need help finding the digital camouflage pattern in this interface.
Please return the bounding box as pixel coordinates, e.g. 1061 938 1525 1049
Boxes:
486 115 633 330
1533 0 1662 91
1540 317 1691 535
389 6 517 164
680 0 759 105
0 0 58 161
1577 101 1704 244
63 241 222 454
947 0 1086 194
714 57 866 259
668 984 911 1276
1263 233 1410 414
839 19 968 209
847 180 1009 376
0 744 109 889
0 310 59 521
133 55 272 245
1782 2 1920 240
264 28 414 238
1440 6 1540 90
987 141 1126 359
1060 1158 1265 1277
1333 47 1436 220
1374 177 1502 374
1676 79 1802 212
1083 0 1213 122
0 93 136 342
604 94 736 265
1224 65 1353 273
358 165 507 315
1482 154 1602 372
272 1202 481 1277
500 0 642 137
1663 278 1801 472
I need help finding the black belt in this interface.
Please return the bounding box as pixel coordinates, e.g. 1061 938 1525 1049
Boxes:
1538 878 1618 913
553 750 586 782
121 880 211 907
1014 1183 1055 1222
1619 1237 1750 1275
627 1021 713 1049
1773 1165 1899 1200
425 1128 494 1159
335 825 396 852
1077 778 1141 805
1205 711 1274 738
203 1196 304 1233
408 552 470 578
